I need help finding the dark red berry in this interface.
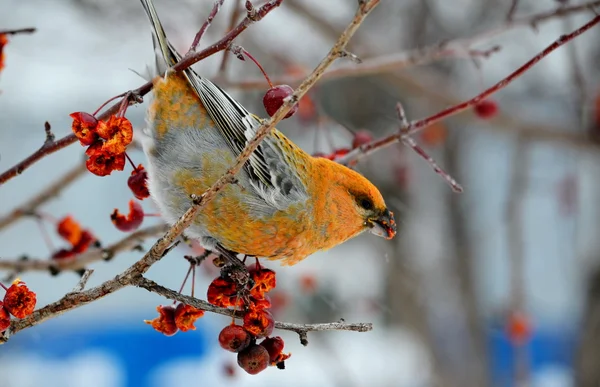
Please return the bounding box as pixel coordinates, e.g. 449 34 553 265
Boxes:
260 336 285 364
352 130 373 148
237 344 270 375
128 165 150 200
219 324 252 353
263 85 298 118
474 99 499 119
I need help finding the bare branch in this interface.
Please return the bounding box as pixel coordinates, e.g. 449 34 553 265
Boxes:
226 0 600 90
0 224 168 273
0 28 36 35
0 162 87 231
72 269 94 292
188 0 225 53
337 15 600 166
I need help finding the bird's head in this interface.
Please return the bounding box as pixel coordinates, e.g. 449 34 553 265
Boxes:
311 158 397 244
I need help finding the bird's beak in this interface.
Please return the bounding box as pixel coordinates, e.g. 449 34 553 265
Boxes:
368 209 397 239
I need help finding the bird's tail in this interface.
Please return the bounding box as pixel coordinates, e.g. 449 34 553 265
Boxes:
139 0 183 76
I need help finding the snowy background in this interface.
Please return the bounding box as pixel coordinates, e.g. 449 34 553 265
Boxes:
1 0 600 386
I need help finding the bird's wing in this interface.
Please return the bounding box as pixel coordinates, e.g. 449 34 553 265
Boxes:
140 0 308 210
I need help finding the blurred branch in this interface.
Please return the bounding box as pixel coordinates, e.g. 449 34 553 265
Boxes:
216 0 243 80
0 0 381 344
506 137 530 384
0 28 36 35
576 264 600 386
0 0 284 186
385 70 597 150
0 224 167 273
336 14 600 167
72 269 94 292
227 0 600 90
0 162 87 231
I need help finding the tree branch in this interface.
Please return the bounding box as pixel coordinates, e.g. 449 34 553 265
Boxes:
336 14 600 166
0 162 87 231
0 224 167 273
225 0 600 90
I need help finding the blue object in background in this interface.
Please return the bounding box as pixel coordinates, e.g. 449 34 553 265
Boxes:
489 327 577 387
0 316 211 387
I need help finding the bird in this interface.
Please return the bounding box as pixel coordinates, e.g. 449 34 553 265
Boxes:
139 0 396 266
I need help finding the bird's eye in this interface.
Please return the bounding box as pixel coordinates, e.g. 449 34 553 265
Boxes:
360 197 374 210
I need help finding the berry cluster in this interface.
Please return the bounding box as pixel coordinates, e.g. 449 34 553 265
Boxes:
211 262 290 375
70 112 133 176
0 279 37 333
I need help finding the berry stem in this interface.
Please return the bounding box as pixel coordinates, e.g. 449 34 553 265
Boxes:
0 281 8 291
36 218 56 253
124 152 138 171
235 46 274 88
175 264 194 304
92 92 126 117
191 264 196 299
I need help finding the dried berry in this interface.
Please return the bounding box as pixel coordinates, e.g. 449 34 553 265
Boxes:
263 85 298 118
243 309 274 338
0 302 11 332
144 305 178 336
351 130 373 149
174 303 204 332
473 99 499 119
57 216 83 246
97 115 133 154
3 280 36 319
70 112 100 146
207 277 243 308
128 164 150 200
218 324 252 353
260 336 291 365
237 344 270 375
85 141 126 176
111 200 144 232
249 267 276 298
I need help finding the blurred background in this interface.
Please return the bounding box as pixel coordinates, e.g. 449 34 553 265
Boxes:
1 0 600 386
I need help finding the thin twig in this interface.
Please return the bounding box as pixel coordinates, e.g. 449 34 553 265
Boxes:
71 269 94 292
337 15 600 166
43 122 55 146
0 28 36 35
216 0 243 79
0 224 168 273
225 0 600 90
188 0 225 53
507 0 520 21
0 162 87 231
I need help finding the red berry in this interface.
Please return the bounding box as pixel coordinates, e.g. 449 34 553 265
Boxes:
218 325 252 353
263 85 298 118
237 344 270 375
128 164 150 200
352 130 373 148
243 309 275 338
260 336 285 364
473 99 499 119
